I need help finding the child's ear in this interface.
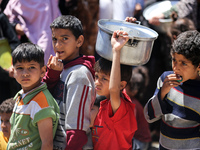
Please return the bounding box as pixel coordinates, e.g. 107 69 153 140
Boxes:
41 66 47 78
120 81 127 90
77 35 84 48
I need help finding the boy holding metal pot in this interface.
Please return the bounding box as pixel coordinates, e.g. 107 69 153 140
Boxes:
90 27 138 149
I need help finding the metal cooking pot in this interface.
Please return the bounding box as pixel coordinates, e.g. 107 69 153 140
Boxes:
143 0 179 33
95 19 158 66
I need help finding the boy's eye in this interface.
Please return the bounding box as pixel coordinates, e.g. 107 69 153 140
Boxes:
29 66 35 69
182 62 187 66
63 37 68 40
95 75 99 79
102 77 107 81
16 67 23 70
52 37 57 41
172 58 176 62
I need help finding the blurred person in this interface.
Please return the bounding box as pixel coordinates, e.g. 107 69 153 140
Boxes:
0 98 15 150
125 66 152 150
99 0 144 20
4 0 61 64
148 0 200 31
0 1 21 103
169 12 196 42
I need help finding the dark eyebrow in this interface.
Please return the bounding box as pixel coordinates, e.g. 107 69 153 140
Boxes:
60 34 70 37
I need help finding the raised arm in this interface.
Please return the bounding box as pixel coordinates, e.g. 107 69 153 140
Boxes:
110 30 129 114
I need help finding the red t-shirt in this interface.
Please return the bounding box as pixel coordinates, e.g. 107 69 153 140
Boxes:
92 93 137 150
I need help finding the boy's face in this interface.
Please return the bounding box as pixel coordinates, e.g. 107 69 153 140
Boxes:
0 112 12 138
95 71 110 99
172 53 200 82
13 60 46 93
51 28 83 62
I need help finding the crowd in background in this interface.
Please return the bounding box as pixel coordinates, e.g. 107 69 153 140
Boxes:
0 0 200 150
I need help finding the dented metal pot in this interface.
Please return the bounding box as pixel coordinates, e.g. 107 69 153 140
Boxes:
95 19 158 66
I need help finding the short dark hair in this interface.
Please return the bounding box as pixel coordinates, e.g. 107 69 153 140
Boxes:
12 43 44 67
0 98 15 114
171 30 200 67
50 15 83 39
94 58 132 83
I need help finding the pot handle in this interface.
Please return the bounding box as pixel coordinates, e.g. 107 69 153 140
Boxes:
135 21 141 25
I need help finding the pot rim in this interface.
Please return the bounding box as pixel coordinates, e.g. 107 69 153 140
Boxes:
98 19 158 41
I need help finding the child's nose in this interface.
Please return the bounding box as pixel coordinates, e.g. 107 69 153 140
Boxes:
22 69 29 77
55 40 62 48
1 122 6 128
173 64 179 71
95 79 101 85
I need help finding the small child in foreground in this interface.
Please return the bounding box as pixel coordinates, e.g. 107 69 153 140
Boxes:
7 43 60 150
0 98 15 150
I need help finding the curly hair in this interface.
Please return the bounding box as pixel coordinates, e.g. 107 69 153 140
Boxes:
171 30 200 67
0 98 15 114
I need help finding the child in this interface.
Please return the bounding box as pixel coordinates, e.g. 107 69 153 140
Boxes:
7 43 60 150
91 30 137 150
42 15 96 149
125 66 152 150
0 98 15 150
144 30 200 149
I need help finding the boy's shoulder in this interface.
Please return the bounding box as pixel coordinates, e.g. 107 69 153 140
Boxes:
21 83 54 105
63 55 95 77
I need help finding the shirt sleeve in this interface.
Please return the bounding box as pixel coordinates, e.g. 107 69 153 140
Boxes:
66 129 87 150
42 67 62 93
144 72 173 123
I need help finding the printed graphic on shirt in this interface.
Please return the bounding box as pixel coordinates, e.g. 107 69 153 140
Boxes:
92 125 103 142
53 80 64 102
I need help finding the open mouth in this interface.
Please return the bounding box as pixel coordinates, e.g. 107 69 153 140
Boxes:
176 74 183 82
57 51 64 54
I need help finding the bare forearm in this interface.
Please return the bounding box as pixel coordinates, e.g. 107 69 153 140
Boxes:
41 143 53 150
109 50 121 113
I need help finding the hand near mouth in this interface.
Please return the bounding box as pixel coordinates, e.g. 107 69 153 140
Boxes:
160 73 182 100
47 53 63 71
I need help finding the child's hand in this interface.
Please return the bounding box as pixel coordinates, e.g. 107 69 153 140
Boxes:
111 30 129 53
161 74 181 100
125 17 137 23
47 53 63 71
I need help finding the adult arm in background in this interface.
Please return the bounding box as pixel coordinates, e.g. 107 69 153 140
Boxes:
148 0 196 26
0 13 20 51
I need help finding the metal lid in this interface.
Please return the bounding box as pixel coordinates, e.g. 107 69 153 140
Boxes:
98 19 158 40
143 0 178 23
